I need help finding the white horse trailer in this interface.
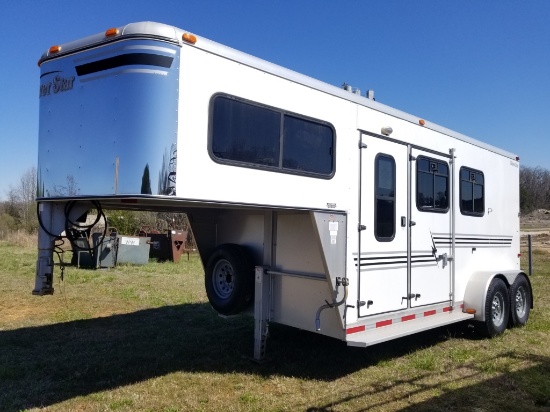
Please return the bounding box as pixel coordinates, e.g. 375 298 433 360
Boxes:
34 22 532 360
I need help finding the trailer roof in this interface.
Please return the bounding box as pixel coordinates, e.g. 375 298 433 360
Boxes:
39 21 518 160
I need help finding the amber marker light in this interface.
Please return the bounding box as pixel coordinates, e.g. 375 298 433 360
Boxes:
419 119 426 126
465 308 476 314
49 45 61 54
105 28 120 37
182 32 197 44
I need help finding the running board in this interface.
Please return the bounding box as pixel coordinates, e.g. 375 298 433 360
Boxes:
346 311 474 348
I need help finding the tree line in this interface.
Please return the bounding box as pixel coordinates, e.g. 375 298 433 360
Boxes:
0 167 193 245
1 165 547 239
1 167 37 235
519 166 550 214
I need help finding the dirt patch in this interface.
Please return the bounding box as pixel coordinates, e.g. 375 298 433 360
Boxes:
521 210 550 251
522 209 550 228
0 300 47 324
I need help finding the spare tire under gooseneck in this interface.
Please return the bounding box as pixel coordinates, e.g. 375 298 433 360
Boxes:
205 244 255 315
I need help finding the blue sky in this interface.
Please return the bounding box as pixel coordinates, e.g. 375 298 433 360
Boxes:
1 1 549 199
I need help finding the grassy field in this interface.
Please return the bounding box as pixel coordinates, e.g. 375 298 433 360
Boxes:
0 237 549 412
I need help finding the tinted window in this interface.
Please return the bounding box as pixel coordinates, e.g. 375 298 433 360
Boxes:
416 157 449 212
211 97 280 166
375 154 395 240
460 167 484 216
210 95 334 177
283 115 333 174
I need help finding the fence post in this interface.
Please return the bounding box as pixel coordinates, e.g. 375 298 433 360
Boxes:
527 235 533 276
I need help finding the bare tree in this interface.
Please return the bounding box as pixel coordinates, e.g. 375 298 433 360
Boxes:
7 166 38 231
53 174 80 196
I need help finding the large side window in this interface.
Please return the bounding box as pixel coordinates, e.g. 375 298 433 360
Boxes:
460 167 485 216
210 94 335 178
282 115 334 174
211 96 280 166
416 157 449 212
375 154 396 240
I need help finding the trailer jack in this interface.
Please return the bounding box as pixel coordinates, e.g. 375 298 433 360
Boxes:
33 256 54 295
33 200 106 296
315 277 349 331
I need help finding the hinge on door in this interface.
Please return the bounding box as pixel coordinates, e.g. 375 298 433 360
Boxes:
409 154 416 161
358 224 366 231
359 142 367 149
401 293 421 304
358 300 373 308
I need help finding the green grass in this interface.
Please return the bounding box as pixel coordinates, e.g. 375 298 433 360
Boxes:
0 238 549 411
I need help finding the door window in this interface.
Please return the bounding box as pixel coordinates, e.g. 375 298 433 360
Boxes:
416 157 449 212
375 154 396 240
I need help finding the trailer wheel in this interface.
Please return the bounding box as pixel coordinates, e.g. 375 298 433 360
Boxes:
478 278 509 338
205 244 254 315
508 275 531 327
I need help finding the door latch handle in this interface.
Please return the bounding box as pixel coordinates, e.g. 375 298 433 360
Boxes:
437 253 450 268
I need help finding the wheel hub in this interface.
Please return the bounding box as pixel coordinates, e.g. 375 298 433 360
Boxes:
514 286 527 317
212 259 234 299
491 292 505 327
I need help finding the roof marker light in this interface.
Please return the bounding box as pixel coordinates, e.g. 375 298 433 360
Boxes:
182 32 197 44
105 28 120 37
381 126 393 136
49 45 61 54
419 119 426 126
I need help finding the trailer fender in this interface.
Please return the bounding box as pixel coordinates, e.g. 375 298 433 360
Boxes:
463 270 530 322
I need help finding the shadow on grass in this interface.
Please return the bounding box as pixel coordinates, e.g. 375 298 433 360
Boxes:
0 303 545 410
306 351 550 411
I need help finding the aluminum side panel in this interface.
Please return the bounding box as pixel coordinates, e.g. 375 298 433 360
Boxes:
38 39 180 197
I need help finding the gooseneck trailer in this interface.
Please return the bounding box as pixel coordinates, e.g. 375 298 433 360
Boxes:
34 22 532 360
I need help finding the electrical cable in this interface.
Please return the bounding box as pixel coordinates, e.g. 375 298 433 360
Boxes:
36 200 108 276
53 237 69 306
36 200 106 242
63 200 107 257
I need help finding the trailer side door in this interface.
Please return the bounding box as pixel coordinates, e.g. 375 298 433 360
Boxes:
409 148 453 307
357 133 409 316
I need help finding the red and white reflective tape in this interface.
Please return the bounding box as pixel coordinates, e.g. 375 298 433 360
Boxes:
346 303 464 335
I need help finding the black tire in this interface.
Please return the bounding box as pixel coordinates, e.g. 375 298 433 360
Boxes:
477 278 509 338
205 244 254 315
508 275 531 327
